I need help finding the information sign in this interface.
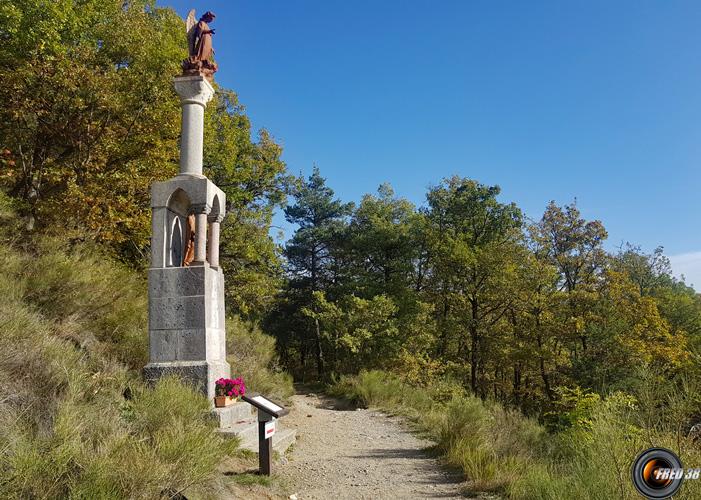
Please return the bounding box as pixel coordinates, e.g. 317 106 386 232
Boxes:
242 394 289 418
242 393 289 475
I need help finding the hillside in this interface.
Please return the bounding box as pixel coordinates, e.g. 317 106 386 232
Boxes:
0 194 291 498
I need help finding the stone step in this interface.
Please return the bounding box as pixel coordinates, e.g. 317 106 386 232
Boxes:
218 417 258 443
238 427 297 455
212 402 254 428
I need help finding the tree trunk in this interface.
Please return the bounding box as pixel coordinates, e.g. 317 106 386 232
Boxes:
314 317 324 378
469 298 480 395
470 329 480 395
535 327 554 401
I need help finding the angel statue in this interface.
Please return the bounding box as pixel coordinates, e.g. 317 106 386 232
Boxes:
182 9 218 79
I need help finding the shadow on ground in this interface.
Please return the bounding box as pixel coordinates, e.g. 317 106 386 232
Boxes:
292 383 357 411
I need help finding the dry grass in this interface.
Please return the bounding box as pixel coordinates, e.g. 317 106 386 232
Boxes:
0 194 236 498
332 370 701 499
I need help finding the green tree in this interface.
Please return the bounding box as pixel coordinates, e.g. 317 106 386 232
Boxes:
580 269 691 392
506 241 562 406
282 167 353 376
423 177 522 395
612 245 672 297
531 201 607 358
0 0 183 259
613 245 701 354
302 291 400 374
343 183 419 299
203 89 290 318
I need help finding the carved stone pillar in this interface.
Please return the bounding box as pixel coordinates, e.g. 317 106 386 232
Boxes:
208 214 223 268
173 75 215 177
192 204 210 264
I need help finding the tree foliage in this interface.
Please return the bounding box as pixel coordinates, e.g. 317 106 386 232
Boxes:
203 88 290 317
0 0 289 318
0 0 183 258
273 171 701 422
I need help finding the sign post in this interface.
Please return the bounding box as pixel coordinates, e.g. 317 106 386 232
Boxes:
242 394 289 475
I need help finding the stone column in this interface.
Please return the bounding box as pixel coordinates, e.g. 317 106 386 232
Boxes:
173 76 215 177
208 215 223 268
192 205 209 264
146 78 230 405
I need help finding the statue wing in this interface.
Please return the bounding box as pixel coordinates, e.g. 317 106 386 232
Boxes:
186 9 196 32
185 9 197 56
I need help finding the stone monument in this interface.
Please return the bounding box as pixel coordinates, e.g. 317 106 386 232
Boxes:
143 10 297 453
143 10 228 401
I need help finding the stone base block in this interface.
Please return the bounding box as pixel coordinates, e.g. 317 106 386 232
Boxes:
213 402 255 428
143 360 230 402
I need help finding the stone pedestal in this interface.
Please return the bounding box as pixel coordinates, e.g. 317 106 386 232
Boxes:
144 265 229 399
144 75 230 402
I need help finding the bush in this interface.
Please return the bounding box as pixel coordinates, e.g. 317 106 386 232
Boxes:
227 316 294 401
329 370 433 414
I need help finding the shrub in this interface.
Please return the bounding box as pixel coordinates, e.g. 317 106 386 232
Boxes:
227 316 294 400
329 370 433 414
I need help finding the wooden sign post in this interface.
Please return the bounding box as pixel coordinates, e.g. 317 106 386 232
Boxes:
242 394 289 475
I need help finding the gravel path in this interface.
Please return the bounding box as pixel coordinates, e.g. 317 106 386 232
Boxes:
277 392 469 499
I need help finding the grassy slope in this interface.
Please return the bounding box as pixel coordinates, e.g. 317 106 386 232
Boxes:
331 370 701 499
0 194 292 498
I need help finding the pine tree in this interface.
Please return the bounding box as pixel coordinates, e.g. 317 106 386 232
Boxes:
283 167 353 376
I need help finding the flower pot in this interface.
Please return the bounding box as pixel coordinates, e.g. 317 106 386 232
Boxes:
214 396 237 407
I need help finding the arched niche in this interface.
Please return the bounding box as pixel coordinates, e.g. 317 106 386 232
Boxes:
165 188 191 267
167 188 191 217
169 217 183 267
209 194 221 221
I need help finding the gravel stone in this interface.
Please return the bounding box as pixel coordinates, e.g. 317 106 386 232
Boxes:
277 393 469 499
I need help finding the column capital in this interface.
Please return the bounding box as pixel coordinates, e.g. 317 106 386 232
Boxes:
173 75 215 107
191 203 211 215
208 214 225 223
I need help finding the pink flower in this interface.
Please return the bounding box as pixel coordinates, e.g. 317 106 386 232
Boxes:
215 375 246 399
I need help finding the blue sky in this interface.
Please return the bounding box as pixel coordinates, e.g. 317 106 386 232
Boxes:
160 1 701 287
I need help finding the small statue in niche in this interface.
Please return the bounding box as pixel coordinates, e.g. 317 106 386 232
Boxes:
182 214 196 266
183 10 218 79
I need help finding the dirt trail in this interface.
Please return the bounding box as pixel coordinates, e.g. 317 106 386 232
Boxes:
277 392 469 499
